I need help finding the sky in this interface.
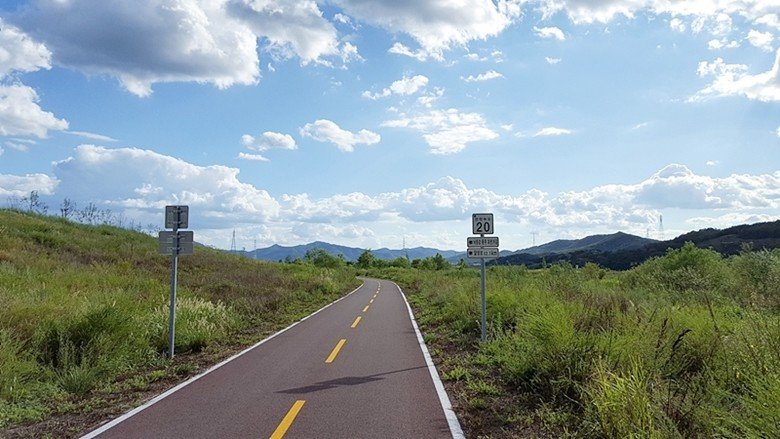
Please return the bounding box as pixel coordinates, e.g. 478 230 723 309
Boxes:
0 0 778 252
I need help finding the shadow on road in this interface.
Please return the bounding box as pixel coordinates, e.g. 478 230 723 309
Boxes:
276 365 428 395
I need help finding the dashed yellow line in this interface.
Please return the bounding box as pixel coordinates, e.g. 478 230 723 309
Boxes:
351 316 362 328
270 400 305 439
362 305 369 313
325 339 347 363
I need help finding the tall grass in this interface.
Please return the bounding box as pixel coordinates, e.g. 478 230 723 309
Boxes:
0 209 359 429
379 243 780 437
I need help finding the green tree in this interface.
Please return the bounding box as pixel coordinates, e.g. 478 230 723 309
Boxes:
304 249 345 268
356 249 376 269
390 256 411 268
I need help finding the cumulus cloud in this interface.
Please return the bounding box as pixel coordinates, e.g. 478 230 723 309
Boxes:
0 173 58 197
693 50 780 101
462 70 504 82
50 145 280 229
534 127 572 137
333 0 523 60
545 56 562 64
381 108 498 154
707 38 740 50
0 85 69 138
226 0 354 65
299 119 380 152
534 26 565 41
241 131 297 151
747 29 774 52
0 18 52 77
362 75 428 99
12 0 259 97
670 17 686 32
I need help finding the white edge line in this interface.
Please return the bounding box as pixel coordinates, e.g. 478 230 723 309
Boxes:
392 281 465 439
80 282 365 439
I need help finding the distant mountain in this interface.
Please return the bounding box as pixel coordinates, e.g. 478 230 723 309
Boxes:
518 232 657 255
494 220 780 270
245 241 459 262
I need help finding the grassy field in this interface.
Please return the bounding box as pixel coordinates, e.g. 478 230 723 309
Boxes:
0 209 359 436
368 244 780 438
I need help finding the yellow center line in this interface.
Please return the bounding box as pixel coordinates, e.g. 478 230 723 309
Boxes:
351 316 362 328
369 298 374 304
270 400 305 439
325 338 347 363
362 305 369 313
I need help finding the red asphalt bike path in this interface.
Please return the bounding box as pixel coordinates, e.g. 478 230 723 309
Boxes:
83 278 459 438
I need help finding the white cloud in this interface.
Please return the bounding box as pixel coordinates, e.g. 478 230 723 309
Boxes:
237 152 269 162
462 70 504 82
706 160 719 166
416 87 444 108
534 26 565 41
228 0 358 66
686 212 778 229
52 145 280 225
362 75 428 99
334 0 523 60
747 29 774 52
694 50 780 101
537 0 773 27
545 56 562 64
381 108 498 154
12 0 261 97
756 14 780 30
5 141 30 152
0 18 52 78
0 173 58 197
0 85 69 138
534 127 572 137
241 131 297 151
670 17 686 32
776 126 780 137
299 119 380 152
388 42 430 61
66 131 117 142
707 38 740 50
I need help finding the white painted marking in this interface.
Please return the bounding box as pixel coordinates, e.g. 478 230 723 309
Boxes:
80 283 365 439
392 281 465 439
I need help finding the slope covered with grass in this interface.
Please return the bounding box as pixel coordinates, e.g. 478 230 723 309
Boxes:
0 209 358 435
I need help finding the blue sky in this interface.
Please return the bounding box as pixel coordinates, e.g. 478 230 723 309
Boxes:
0 0 778 251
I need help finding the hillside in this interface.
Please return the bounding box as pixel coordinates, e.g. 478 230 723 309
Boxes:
0 209 359 436
247 241 460 262
518 231 656 255
495 220 780 269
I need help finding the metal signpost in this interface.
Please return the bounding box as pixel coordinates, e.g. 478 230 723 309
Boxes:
159 205 192 359
468 213 498 342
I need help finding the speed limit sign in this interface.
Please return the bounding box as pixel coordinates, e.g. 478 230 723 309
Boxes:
472 213 494 235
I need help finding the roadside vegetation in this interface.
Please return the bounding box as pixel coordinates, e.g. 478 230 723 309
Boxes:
0 209 358 436
363 244 780 438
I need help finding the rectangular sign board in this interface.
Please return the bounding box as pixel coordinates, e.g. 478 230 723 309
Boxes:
467 247 499 259
158 231 194 255
472 213 494 235
467 236 499 248
165 205 189 229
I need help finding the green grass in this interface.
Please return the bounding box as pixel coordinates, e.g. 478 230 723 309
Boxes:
372 244 780 438
0 209 359 430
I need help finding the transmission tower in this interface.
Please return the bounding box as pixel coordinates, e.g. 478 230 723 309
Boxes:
230 229 236 252
659 215 664 240
254 239 257 259
531 231 539 247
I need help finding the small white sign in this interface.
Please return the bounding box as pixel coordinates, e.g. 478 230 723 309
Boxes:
467 236 499 248
159 231 194 255
472 213 494 235
467 247 499 259
165 205 189 229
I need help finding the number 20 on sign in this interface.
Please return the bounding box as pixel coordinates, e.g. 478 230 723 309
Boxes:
472 213 494 235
